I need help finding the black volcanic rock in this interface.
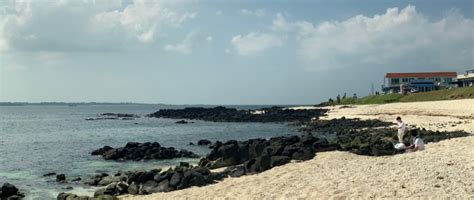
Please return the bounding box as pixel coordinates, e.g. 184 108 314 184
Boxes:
299 117 394 133
1 183 24 199
64 118 470 199
197 139 212 146
148 106 328 123
91 142 199 161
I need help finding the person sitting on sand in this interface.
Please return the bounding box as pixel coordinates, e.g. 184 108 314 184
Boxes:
406 131 425 152
396 116 406 143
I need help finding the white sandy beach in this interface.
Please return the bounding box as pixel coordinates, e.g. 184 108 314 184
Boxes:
121 99 474 199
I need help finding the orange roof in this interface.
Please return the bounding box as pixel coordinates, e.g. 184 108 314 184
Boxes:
385 72 457 78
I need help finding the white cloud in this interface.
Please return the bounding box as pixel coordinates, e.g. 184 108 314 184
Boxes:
230 32 283 56
206 36 213 42
164 33 194 54
216 10 223 16
272 5 474 70
240 9 266 17
0 0 196 52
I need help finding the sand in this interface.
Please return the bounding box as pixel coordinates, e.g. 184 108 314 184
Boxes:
121 99 474 200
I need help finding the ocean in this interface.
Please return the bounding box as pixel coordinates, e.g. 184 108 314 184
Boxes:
0 104 297 200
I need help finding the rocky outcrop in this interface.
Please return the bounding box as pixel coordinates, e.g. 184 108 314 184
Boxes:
86 113 139 121
176 120 193 124
148 106 328 123
334 127 470 156
0 183 24 200
63 119 470 199
91 142 199 161
198 134 334 174
299 117 394 133
197 139 212 146
56 174 66 183
57 192 117 200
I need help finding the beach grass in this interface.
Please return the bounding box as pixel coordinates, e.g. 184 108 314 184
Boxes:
335 87 474 105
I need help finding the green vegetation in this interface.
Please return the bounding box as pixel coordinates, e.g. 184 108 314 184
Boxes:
327 87 474 105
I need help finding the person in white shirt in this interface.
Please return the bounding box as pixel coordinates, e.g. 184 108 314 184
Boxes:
396 116 406 144
406 131 425 152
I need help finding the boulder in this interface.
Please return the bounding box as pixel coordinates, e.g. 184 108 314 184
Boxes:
56 174 66 183
57 193 89 200
139 181 159 195
1 183 20 198
197 139 212 146
169 172 183 188
153 180 171 193
224 166 246 177
270 156 291 167
291 147 315 161
98 176 120 186
127 182 139 195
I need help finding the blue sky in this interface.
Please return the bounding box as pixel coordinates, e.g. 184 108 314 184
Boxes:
1 0 473 104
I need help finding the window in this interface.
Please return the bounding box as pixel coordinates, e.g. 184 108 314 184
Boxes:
409 78 415 82
443 78 452 83
435 78 441 82
418 77 425 80
391 78 400 85
402 78 409 82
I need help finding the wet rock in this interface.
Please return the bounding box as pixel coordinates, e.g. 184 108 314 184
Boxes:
56 174 66 183
175 120 189 124
1 183 23 199
197 139 212 146
43 172 56 177
71 177 82 182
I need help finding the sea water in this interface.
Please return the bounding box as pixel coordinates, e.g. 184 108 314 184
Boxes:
0 104 297 200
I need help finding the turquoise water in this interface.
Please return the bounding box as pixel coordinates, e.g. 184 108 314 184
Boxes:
0 105 297 199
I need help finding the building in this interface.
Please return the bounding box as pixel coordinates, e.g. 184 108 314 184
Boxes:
383 72 457 93
455 69 474 87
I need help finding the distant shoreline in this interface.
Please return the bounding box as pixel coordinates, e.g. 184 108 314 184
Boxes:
0 102 311 107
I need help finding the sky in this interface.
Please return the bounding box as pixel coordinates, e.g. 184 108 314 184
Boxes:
0 0 473 105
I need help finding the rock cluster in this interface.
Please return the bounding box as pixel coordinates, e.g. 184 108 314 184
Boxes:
299 117 394 133
57 192 117 200
148 106 328 123
59 124 470 199
333 127 470 156
198 134 334 173
0 183 24 200
91 142 199 161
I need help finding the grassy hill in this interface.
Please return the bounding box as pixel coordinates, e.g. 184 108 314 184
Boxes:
334 87 474 105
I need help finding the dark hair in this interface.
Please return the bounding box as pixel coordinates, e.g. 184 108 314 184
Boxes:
396 116 401 120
